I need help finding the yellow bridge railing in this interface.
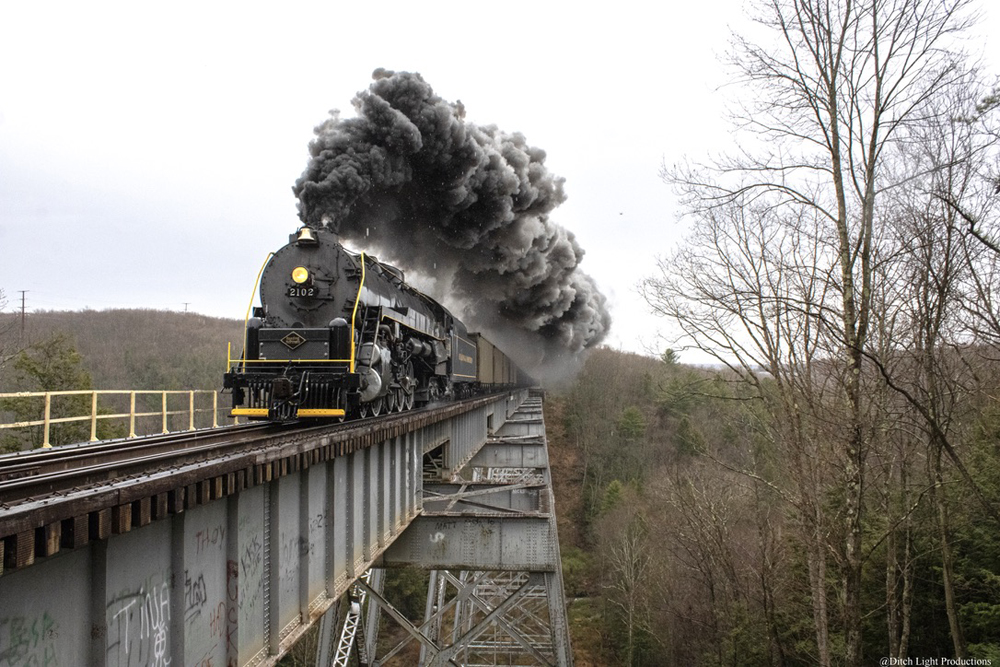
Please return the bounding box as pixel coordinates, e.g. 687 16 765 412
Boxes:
0 390 231 449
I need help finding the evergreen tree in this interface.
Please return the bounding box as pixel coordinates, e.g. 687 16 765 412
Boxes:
0 334 111 450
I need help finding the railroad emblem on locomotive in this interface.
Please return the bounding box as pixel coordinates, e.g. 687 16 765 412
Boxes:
280 332 306 350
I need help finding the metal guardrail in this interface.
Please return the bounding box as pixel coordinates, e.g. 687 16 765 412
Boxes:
0 389 227 448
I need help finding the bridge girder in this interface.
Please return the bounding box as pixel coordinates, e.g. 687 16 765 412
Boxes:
334 396 574 666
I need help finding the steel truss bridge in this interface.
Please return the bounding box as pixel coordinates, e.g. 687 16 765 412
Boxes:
0 389 573 666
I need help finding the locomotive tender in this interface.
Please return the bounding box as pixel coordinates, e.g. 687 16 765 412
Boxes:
224 226 525 421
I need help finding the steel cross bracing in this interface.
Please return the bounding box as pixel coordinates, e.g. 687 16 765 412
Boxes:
330 568 383 666
328 393 574 666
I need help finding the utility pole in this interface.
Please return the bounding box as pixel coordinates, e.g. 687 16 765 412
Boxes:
17 290 27 342
183 302 190 313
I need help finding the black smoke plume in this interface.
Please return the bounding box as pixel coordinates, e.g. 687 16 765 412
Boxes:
293 69 610 373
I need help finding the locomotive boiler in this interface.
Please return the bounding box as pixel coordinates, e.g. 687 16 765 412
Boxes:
224 226 523 421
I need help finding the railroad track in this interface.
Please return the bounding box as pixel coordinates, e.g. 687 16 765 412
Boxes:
0 392 503 523
0 393 511 572
0 407 437 507
0 421 288 504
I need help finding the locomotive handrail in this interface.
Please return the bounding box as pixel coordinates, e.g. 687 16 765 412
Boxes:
239 251 274 371
226 249 365 372
350 251 366 372
0 389 224 449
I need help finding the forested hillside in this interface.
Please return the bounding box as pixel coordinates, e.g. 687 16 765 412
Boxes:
0 309 245 450
0 309 244 391
549 347 1000 666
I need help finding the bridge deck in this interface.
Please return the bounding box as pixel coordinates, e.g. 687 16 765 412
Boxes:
0 389 573 666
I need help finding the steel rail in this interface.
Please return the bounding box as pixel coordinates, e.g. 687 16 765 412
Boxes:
0 395 494 509
0 422 291 502
0 421 278 480
0 429 272 504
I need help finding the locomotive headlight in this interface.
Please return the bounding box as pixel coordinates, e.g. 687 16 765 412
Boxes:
291 266 310 284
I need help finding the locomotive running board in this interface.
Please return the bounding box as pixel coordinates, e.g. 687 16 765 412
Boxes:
298 409 347 417
230 408 347 418
231 408 269 417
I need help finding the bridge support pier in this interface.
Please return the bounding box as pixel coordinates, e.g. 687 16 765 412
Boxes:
338 392 574 666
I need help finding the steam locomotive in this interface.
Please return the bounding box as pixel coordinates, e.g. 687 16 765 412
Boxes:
223 226 526 421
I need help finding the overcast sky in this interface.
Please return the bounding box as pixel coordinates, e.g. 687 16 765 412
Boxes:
2 1 999 364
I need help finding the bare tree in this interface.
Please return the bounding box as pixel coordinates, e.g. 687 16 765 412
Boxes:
0 288 19 373
595 491 656 665
930 92 1000 347
647 0 977 662
652 460 787 667
872 76 1000 658
644 202 830 658
929 85 1000 264
643 199 845 665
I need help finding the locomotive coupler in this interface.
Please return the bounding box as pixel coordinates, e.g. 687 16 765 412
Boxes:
267 373 308 422
272 377 294 400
